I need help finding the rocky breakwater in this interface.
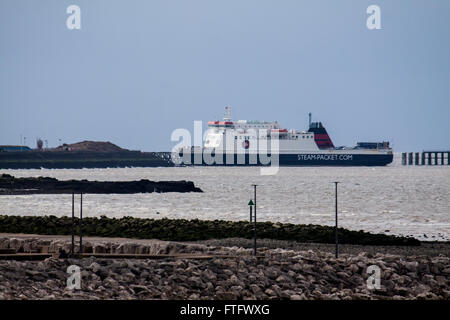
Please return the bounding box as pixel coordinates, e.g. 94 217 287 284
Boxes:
0 215 420 245
0 174 202 195
0 237 448 300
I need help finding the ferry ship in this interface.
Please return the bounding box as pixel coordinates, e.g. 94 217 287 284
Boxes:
175 107 393 166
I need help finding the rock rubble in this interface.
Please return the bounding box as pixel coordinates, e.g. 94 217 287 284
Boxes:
0 237 448 300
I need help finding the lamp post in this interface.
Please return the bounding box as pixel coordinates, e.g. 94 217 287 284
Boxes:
252 184 257 256
334 182 339 258
79 193 83 254
71 193 75 258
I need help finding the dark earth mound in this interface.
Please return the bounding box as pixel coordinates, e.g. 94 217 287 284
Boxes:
54 141 127 152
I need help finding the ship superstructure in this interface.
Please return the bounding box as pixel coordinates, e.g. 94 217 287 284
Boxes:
176 107 393 166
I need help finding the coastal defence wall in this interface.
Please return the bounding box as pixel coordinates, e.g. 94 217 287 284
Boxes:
0 236 448 300
0 151 173 169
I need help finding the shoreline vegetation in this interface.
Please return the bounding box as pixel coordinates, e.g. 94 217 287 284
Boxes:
0 215 421 246
0 174 202 194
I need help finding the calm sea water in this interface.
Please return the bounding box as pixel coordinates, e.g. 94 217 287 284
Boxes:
1 154 449 241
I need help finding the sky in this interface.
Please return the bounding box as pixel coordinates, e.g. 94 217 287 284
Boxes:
1 0 449 152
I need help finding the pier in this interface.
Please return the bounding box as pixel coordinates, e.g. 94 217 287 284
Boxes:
402 151 450 165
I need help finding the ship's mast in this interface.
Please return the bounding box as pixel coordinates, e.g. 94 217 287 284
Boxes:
309 113 312 127
224 106 231 121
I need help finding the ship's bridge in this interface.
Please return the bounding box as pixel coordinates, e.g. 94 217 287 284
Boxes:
234 120 280 130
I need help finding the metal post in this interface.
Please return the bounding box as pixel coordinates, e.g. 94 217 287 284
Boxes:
441 152 444 165
252 184 257 256
79 193 83 254
408 152 413 165
334 182 339 259
71 193 75 258
415 152 419 165
428 152 432 165
434 152 438 165
249 205 252 223
448 152 450 165
401 153 406 165
421 152 425 165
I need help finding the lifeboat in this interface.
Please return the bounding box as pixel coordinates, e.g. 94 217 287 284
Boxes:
270 128 288 134
208 121 234 127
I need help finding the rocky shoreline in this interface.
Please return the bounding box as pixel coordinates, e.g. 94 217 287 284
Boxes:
0 235 448 300
0 174 202 194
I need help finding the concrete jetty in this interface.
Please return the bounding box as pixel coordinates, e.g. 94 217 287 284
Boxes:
402 151 449 165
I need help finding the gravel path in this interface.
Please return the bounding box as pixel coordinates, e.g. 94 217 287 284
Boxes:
1 233 448 257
